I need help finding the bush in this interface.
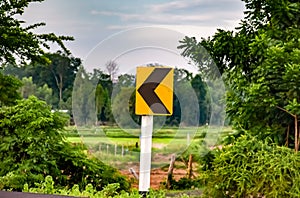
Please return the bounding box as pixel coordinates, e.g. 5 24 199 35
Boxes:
23 175 140 198
22 175 171 198
202 134 300 197
0 97 129 191
164 177 204 190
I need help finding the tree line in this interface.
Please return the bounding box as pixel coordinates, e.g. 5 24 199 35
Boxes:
3 56 210 127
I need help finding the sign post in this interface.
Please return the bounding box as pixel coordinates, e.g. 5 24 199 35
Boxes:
138 115 153 195
135 66 174 195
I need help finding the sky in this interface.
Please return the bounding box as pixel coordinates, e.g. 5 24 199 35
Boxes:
21 0 245 73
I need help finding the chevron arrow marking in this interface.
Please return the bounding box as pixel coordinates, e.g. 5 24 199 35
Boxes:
137 67 172 114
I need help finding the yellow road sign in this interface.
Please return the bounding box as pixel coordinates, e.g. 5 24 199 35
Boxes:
135 66 174 115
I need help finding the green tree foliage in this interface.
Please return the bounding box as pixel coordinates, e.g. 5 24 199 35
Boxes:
91 68 113 124
179 0 300 150
19 77 53 105
91 68 112 96
73 67 117 126
95 84 110 124
0 96 129 191
178 0 300 196
72 66 96 126
19 77 36 98
29 52 81 109
3 53 80 109
0 0 73 66
0 72 21 106
166 68 208 126
191 75 208 125
112 73 137 125
112 87 137 128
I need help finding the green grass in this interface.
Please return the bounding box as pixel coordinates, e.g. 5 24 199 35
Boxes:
65 126 233 170
66 126 233 153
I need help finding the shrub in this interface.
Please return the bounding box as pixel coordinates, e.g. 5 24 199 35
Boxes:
202 134 300 197
165 177 204 190
23 175 170 198
0 97 129 191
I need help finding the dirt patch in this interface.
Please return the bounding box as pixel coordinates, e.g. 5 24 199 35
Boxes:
119 154 203 197
121 166 187 189
119 153 198 190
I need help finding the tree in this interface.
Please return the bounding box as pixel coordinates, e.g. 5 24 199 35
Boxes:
32 52 80 108
105 60 119 83
90 68 114 124
0 72 21 106
47 52 80 106
191 74 208 125
19 77 36 98
112 74 135 98
0 96 129 191
19 76 53 104
90 68 112 95
179 0 300 150
72 66 96 126
95 84 110 124
1 0 76 108
3 53 81 109
0 0 73 66
112 87 137 128
165 68 208 126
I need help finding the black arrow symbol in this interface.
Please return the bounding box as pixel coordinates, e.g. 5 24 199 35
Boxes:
137 68 172 114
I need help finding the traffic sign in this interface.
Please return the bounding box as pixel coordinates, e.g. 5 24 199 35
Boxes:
135 66 174 115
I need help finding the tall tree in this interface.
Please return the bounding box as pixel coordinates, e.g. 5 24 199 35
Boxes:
112 87 137 128
191 74 208 125
19 76 36 98
25 52 81 109
46 52 80 106
0 0 74 107
72 66 96 126
179 0 300 150
0 0 73 66
95 84 110 124
105 60 119 83
111 74 137 126
0 72 21 106
19 76 53 105
90 68 112 95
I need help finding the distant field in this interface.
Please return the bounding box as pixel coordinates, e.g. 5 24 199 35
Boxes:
65 126 233 169
66 126 233 147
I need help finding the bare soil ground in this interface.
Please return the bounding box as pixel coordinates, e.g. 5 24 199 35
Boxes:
121 166 187 189
119 153 203 197
120 153 188 189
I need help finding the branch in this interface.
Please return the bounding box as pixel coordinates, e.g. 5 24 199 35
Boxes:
276 106 295 117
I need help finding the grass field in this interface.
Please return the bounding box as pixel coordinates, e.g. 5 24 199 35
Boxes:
65 125 233 169
66 126 232 146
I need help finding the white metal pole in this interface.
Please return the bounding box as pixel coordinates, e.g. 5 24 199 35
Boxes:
139 115 153 194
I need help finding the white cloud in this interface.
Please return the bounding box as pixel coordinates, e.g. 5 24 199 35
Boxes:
91 9 240 26
19 0 245 60
90 10 140 21
102 24 222 42
90 0 244 28
147 0 204 13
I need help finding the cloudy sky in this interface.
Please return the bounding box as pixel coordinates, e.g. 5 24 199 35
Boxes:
21 0 245 72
